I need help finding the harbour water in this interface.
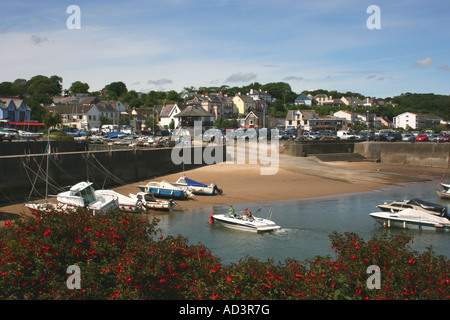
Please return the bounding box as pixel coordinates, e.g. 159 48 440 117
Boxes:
154 179 450 265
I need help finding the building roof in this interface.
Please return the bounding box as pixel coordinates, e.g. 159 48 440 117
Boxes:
234 94 255 104
176 105 213 118
46 104 93 114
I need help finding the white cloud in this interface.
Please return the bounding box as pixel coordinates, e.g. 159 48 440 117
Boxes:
148 79 173 86
415 57 434 66
224 72 257 83
283 76 308 82
438 65 450 72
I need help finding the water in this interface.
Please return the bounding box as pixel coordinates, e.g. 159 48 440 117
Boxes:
153 180 450 265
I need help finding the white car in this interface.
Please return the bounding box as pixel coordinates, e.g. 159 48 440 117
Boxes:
0 128 19 141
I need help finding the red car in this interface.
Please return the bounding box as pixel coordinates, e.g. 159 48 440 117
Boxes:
415 134 428 142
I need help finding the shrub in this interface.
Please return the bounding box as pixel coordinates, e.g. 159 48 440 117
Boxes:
0 210 448 300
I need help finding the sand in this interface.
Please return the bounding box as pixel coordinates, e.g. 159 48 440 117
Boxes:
0 154 445 224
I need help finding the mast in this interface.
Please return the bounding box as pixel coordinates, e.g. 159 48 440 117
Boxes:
45 128 50 203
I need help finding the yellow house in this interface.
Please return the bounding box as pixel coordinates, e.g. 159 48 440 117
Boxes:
232 94 255 115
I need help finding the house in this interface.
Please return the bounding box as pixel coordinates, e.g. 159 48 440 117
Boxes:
0 98 31 123
340 96 363 107
187 93 237 120
285 110 317 130
46 103 120 130
393 112 442 129
232 94 256 115
247 89 273 102
308 115 345 131
160 103 187 129
294 94 312 106
175 105 215 130
240 111 266 128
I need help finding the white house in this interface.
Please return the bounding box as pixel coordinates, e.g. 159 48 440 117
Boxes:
393 112 442 129
46 104 120 130
159 103 186 129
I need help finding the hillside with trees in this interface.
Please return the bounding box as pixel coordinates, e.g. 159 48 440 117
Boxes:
0 75 448 123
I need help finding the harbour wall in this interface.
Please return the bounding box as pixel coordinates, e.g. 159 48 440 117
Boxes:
0 145 226 206
281 141 449 168
354 142 450 168
281 141 356 157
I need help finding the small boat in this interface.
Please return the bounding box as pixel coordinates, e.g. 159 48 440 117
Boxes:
129 192 177 211
436 183 450 199
56 182 119 214
377 198 448 216
25 201 74 214
96 189 145 213
172 176 222 195
370 208 450 231
210 206 280 232
137 180 194 199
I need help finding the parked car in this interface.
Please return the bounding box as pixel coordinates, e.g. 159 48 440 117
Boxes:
0 128 19 141
401 133 415 142
384 131 402 142
415 133 428 142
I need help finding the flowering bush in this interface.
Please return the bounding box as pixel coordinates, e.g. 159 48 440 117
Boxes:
0 209 448 300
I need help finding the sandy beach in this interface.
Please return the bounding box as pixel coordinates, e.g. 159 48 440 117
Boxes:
0 154 445 223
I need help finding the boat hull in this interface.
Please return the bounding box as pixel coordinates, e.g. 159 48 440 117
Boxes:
370 211 450 231
211 214 280 232
437 190 450 199
138 186 188 199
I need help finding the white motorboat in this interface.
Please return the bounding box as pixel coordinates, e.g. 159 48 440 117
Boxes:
210 207 280 232
96 189 145 212
25 201 74 214
172 176 222 195
56 182 119 214
377 198 448 216
129 192 177 211
137 180 194 199
370 208 450 231
437 183 450 199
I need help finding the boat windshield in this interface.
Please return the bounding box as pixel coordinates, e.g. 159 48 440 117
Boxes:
79 186 96 205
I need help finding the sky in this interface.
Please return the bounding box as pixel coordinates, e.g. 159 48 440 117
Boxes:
1 0 449 98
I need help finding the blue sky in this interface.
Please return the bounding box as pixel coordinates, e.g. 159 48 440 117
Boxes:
1 0 449 98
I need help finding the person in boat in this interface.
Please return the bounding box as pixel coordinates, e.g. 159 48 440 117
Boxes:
229 205 236 217
242 208 253 221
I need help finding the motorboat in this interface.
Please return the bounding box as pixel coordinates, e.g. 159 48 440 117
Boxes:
436 183 450 199
210 207 280 232
137 180 194 199
129 192 177 211
25 201 74 214
56 182 119 214
376 198 448 217
370 208 450 231
171 176 222 195
96 189 145 213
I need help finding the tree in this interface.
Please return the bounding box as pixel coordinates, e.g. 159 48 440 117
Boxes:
145 115 159 130
69 81 90 94
26 75 62 96
118 114 130 126
100 116 111 127
167 90 181 102
103 81 128 99
43 111 62 129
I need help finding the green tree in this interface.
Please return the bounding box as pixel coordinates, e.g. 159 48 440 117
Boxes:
43 111 62 129
69 81 90 94
26 75 62 96
118 114 130 126
145 114 159 130
103 81 128 99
